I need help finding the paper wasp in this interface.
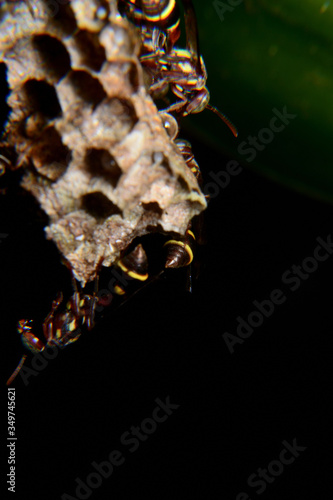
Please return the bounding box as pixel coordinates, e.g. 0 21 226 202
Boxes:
6 227 199 385
6 274 100 385
156 111 200 274
6 238 194 385
113 234 195 294
112 243 149 295
118 0 238 137
159 111 201 182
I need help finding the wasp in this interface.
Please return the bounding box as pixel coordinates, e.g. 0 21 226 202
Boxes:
112 225 196 294
164 226 196 268
118 0 181 54
5 235 195 386
113 243 149 295
157 111 203 273
159 111 201 181
175 137 202 183
118 0 238 137
6 268 100 385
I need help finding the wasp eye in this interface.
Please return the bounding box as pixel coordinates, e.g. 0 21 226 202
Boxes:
159 112 178 140
191 88 210 114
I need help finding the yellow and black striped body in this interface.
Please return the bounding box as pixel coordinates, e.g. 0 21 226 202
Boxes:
175 138 202 184
164 227 196 268
17 291 88 355
119 1 238 134
53 309 81 346
114 243 149 295
118 0 181 52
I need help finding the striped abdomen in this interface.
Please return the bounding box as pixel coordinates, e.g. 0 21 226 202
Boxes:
114 243 149 294
175 138 202 184
164 227 196 268
118 0 181 50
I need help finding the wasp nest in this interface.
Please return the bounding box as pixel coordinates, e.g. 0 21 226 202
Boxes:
0 0 206 285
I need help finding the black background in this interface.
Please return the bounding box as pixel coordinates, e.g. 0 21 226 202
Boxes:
2 130 333 500
1 15 333 500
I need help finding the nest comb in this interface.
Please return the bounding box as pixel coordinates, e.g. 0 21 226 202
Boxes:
0 0 206 285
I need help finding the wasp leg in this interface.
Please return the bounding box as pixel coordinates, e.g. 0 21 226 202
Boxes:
186 263 194 294
149 77 170 101
85 257 104 331
42 292 63 344
163 84 189 115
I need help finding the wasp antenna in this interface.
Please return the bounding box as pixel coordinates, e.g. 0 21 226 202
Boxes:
6 355 27 386
206 104 238 138
0 154 11 165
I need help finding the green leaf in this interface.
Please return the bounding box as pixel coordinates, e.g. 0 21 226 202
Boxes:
186 0 333 203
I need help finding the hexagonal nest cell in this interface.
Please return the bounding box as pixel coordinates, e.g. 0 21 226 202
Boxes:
0 0 207 285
